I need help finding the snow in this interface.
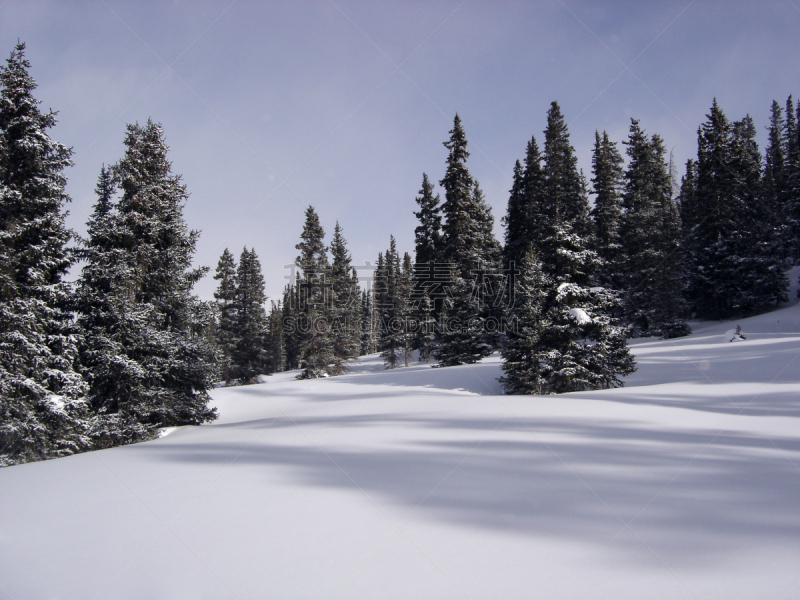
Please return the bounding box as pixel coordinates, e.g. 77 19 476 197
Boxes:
3 297 800 598
568 307 592 324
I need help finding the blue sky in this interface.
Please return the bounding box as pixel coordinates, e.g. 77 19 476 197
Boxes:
2 1 799 300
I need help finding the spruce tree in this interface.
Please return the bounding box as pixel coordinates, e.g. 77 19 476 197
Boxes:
213 248 238 383
686 101 787 318
282 282 301 370
589 130 624 282
231 247 269 383
764 100 792 260
76 120 217 446
504 101 634 392
329 222 361 374
378 237 405 369
500 247 550 394
0 42 89 465
295 206 333 378
619 119 689 338
435 114 502 365
266 301 286 372
360 288 377 356
413 172 442 266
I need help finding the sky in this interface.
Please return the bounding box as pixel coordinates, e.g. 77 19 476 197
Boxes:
2 0 799 301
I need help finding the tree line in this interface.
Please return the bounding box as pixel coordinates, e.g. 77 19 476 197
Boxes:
243 96 794 396
2 40 797 466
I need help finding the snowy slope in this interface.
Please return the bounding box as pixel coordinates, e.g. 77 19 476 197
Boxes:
2 291 800 599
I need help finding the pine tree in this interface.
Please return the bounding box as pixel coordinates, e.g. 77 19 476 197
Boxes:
764 100 792 260
412 172 444 320
785 96 800 262
399 252 415 366
435 114 502 365
266 300 286 372
686 101 787 318
414 287 436 362
231 247 269 383
282 282 301 370
378 237 405 369
0 42 89 465
328 222 361 374
213 248 238 383
413 172 442 266
76 120 217 446
500 247 550 394
295 206 333 378
504 101 635 392
590 130 624 282
360 288 377 355
619 119 689 338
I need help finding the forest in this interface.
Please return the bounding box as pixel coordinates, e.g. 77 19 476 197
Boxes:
1 40 798 466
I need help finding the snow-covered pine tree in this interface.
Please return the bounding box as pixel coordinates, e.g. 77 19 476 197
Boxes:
435 114 501 365
295 206 333 378
500 247 550 394
213 248 238 383
0 43 89 466
329 222 361 375
231 247 269 383
76 120 217 446
685 101 787 319
619 119 690 338
513 101 634 393
589 130 624 284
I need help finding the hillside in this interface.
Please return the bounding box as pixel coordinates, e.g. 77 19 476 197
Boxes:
1 280 800 599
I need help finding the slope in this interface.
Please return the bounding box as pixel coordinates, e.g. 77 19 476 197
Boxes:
1 282 799 599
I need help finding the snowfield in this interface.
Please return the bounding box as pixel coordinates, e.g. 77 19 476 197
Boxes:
2 296 800 599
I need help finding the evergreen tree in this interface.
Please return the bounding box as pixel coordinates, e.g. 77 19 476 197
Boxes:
619 119 690 338
541 101 591 249
502 101 634 392
764 100 792 260
378 237 405 369
412 172 444 320
328 222 361 374
76 120 217 446
415 287 436 362
435 115 502 365
502 160 527 269
295 206 333 378
413 172 442 266
686 101 787 318
432 274 494 367
0 42 89 465
399 252 415 366
213 248 237 383
266 301 286 373
231 247 269 383
590 130 624 282
360 288 377 356
500 247 550 394
282 281 301 370
786 96 800 258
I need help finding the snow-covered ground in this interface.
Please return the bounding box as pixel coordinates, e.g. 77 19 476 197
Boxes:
2 290 800 599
